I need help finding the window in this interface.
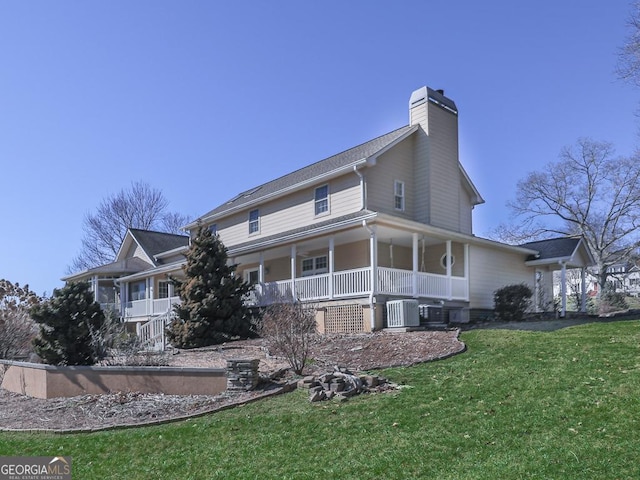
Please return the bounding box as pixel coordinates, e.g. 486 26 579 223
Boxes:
301 255 328 276
209 224 217 235
244 268 260 285
315 185 329 215
440 253 455 270
394 180 405 211
129 281 146 301
248 209 260 234
158 281 169 299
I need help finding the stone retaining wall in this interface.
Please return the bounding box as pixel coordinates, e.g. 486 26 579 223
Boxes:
0 359 228 399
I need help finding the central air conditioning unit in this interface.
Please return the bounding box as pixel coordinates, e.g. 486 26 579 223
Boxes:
386 299 420 328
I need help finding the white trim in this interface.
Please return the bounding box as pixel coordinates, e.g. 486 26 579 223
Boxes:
248 208 260 235
314 184 330 217
394 180 405 211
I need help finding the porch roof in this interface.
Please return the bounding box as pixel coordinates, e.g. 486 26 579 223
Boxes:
520 237 595 268
117 260 185 283
61 257 152 282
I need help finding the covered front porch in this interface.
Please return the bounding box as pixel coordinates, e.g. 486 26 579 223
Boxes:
234 218 471 307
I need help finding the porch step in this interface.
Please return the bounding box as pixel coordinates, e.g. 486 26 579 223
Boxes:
383 326 426 333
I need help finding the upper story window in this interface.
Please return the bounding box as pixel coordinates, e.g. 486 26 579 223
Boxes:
209 224 218 235
248 209 260 234
301 255 328 276
394 180 405 211
315 185 329 216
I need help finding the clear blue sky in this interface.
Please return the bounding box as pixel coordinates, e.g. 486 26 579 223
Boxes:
1 1 638 296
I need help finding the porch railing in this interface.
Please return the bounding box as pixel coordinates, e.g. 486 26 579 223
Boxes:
122 268 468 315
124 296 180 319
254 266 467 304
138 310 174 351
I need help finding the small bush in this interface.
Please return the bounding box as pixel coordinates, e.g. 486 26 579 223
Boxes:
494 284 533 322
256 297 317 375
0 279 41 360
598 289 628 314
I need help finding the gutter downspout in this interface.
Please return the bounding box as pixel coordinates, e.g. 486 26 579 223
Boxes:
353 165 366 210
363 219 376 331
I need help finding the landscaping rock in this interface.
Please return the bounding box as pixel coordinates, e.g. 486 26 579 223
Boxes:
305 367 395 402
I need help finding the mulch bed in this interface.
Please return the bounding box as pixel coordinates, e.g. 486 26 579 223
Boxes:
0 330 464 432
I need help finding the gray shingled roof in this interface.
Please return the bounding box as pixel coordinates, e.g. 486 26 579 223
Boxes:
129 229 189 265
61 256 152 281
194 125 416 223
519 237 581 261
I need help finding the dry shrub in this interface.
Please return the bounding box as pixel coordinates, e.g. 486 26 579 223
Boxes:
257 298 317 375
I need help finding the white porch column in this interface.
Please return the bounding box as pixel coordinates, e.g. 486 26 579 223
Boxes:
92 275 99 302
290 245 297 299
147 278 154 315
560 262 567 318
412 233 419 298
463 243 470 301
328 237 335 299
369 229 378 295
258 252 265 299
534 269 541 312
580 267 587 313
259 252 265 283
446 240 452 300
121 282 128 318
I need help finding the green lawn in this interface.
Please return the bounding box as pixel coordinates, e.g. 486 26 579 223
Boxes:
1 320 639 479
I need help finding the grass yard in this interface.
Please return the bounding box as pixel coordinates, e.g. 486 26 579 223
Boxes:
1 320 639 479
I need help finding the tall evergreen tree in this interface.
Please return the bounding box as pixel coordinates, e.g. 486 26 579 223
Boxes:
167 225 253 348
31 282 105 365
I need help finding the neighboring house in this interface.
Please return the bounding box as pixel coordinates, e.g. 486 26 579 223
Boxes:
63 85 595 334
614 263 640 297
566 261 640 298
62 228 189 331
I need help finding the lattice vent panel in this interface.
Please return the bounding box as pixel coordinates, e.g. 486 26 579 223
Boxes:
324 304 365 333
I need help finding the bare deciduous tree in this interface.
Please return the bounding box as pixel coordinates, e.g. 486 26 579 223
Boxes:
0 279 41 360
68 182 191 273
498 138 640 293
618 2 640 87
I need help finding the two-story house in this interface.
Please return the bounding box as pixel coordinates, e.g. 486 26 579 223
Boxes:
64 85 594 336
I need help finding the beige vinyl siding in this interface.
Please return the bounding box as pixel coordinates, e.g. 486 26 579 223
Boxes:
378 243 412 269
238 240 370 283
214 174 361 248
419 242 465 277
367 137 415 219
459 184 473 235
427 105 462 232
125 243 149 262
334 240 369 271
469 245 534 309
